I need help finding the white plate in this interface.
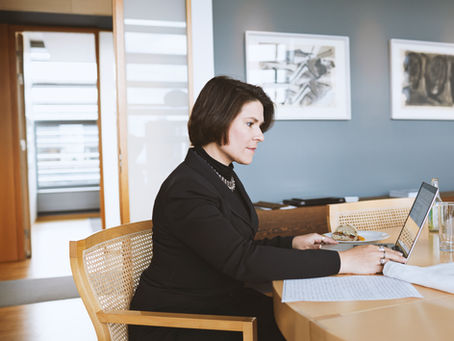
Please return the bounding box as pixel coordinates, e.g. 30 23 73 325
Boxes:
324 231 390 244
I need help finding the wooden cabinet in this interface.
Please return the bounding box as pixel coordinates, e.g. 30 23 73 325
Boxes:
441 191 454 202
255 206 328 240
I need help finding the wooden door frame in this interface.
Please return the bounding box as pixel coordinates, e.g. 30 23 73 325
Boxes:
0 23 24 261
10 31 32 257
7 25 109 240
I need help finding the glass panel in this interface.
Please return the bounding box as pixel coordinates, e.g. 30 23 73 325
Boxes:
124 0 190 221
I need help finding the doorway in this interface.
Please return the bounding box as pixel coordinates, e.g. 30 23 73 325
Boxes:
0 26 120 279
22 31 101 220
9 30 102 278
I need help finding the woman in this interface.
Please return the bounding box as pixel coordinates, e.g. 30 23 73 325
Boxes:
129 76 406 340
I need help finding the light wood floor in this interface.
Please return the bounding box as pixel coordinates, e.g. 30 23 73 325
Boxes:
0 298 96 340
0 217 100 340
0 217 100 281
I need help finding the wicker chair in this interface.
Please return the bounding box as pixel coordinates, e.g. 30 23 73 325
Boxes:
70 219 257 341
327 197 415 232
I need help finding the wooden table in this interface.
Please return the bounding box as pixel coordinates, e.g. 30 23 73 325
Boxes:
272 226 454 341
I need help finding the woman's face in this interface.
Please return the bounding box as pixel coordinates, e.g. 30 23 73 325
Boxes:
206 100 265 166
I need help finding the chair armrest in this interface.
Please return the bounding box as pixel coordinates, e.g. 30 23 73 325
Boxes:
97 309 256 333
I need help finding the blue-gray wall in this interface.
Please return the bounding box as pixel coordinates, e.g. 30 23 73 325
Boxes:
212 0 454 202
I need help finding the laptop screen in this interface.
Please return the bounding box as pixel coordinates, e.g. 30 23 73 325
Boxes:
395 182 439 258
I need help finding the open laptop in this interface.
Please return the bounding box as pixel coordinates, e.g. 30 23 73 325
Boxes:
377 181 439 259
324 182 439 259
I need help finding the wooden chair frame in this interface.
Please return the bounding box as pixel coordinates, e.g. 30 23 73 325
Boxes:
327 197 415 232
70 220 257 341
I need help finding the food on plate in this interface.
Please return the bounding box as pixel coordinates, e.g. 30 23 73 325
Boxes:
332 224 361 241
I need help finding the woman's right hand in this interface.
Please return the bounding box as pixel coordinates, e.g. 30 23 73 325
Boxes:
338 245 407 274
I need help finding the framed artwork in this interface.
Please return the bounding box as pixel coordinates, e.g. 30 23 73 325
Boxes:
245 31 351 120
390 39 454 120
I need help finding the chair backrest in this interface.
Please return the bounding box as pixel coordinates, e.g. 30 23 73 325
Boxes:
327 198 414 232
70 220 153 341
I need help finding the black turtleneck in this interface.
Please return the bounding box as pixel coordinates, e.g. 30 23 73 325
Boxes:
194 146 234 181
194 146 250 218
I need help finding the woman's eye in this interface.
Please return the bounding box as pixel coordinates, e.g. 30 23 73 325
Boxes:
246 122 253 127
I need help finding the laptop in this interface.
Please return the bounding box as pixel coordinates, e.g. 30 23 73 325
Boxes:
324 182 439 259
377 181 439 259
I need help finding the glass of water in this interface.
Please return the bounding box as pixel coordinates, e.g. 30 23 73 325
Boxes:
439 202 454 252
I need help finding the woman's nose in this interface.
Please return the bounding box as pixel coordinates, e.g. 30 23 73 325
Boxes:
254 129 264 142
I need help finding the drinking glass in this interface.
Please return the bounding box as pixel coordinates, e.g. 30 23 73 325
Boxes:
438 202 454 252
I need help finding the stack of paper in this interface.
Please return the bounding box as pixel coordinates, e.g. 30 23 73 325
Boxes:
383 261 454 294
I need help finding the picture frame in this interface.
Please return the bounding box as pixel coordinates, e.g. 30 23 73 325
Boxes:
390 39 454 120
245 31 351 120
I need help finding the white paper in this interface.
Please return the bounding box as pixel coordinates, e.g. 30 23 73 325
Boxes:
282 276 422 302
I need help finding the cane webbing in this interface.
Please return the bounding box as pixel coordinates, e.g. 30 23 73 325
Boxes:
335 207 410 231
83 229 153 341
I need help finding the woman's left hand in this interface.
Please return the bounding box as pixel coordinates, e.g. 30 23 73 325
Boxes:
292 233 338 250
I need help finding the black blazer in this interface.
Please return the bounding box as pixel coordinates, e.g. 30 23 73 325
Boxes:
131 148 340 312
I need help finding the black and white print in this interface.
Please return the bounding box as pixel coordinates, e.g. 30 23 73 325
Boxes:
403 51 454 107
246 31 351 120
391 39 454 120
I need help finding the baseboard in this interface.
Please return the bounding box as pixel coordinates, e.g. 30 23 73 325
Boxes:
36 211 100 221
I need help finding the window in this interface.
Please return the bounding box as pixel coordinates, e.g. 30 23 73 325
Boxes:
25 32 100 191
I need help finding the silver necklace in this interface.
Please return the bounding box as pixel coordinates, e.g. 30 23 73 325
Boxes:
210 166 235 191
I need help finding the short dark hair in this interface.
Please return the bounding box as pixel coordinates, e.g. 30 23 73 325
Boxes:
188 76 274 146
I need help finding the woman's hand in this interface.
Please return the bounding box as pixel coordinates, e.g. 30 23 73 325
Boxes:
292 233 338 250
338 245 407 274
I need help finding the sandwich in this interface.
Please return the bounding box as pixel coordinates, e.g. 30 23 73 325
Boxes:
332 224 359 241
